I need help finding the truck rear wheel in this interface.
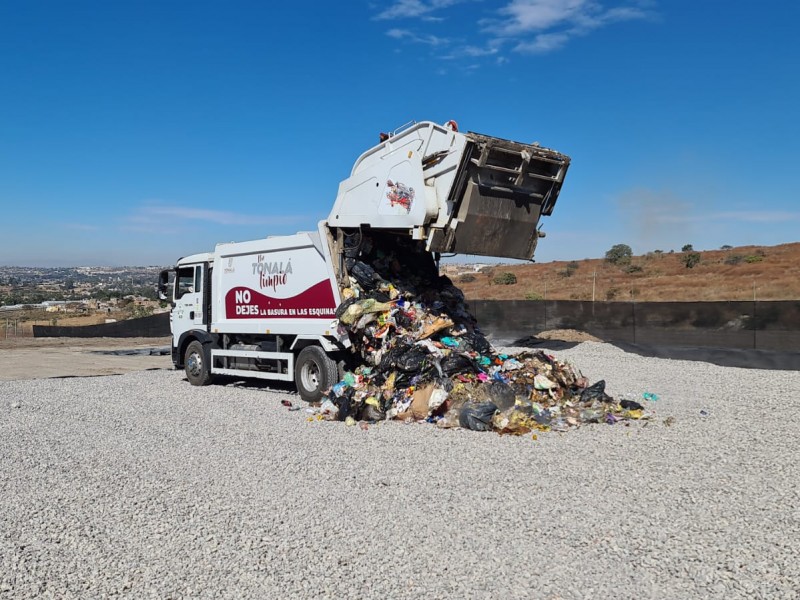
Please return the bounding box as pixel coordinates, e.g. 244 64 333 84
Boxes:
185 340 213 386
295 346 337 403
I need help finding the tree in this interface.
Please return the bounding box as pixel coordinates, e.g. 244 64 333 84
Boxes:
605 244 633 265
492 272 517 285
720 244 733 251
681 244 694 252
682 252 701 268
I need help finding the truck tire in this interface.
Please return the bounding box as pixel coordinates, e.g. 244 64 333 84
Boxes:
185 340 213 386
295 346 337 403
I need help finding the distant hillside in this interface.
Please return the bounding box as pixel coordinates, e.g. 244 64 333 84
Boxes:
446 242 800 302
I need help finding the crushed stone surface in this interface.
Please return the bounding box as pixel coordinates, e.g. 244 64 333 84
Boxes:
1 341 799 599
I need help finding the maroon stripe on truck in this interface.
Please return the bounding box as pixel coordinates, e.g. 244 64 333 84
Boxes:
225 281 337 319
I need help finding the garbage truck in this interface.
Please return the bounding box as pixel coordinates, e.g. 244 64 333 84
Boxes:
158 120 570 401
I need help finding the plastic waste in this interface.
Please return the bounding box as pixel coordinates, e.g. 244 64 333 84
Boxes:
580 379 613 403
485 381 515 411
643 392 659 402
319 399 339 420
458 402 498 431
533 374 557 391
436 408 461 429
620 399 644 411
396 347 428 372
440 354 477 376
492 408 532 435
350 261 381 291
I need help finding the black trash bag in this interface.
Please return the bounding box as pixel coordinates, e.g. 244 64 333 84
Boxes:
359 402 386 422
335 297 359 320
434 375 454 393
440 354 478 376
580 380 613 404
333 388 357 421
375 340 413 373
365 290 392 303
486 381 516 411
461 332 492 355
459 402 499 431
396 347 428 372
350 261 381 291
343 232 362 269
620 399 644 411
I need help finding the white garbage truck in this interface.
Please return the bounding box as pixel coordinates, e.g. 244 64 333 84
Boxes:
158 120 570 401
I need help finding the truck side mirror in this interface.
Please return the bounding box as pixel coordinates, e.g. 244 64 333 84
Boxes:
157 269 172 302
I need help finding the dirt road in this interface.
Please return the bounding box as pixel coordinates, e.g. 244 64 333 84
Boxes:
0 337 173 381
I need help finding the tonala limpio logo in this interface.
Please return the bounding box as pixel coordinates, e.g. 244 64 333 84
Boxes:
252 255 292 291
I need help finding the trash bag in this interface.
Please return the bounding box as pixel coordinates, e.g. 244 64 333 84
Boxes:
462 332 491 355
396 347 429 372
350 261 381 291
335 297 359 320
485 381 515 411
580 379 613 404
365 290 392 303
459 401 498 431
440 354 477 376
359 400 386 422
332 388 357 421
620 399 644 411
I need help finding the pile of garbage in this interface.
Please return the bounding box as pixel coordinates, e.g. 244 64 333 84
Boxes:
317 232 646 434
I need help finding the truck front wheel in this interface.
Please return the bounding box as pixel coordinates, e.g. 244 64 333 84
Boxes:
185 340 213 386
295 346 337 403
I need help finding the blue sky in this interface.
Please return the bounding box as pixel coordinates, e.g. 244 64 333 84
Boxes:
1 0 798 267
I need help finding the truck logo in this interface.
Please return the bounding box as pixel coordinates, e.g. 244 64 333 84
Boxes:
386 180 414 213
252 256 293 292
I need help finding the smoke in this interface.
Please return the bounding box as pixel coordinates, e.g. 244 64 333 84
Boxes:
615 187 697 253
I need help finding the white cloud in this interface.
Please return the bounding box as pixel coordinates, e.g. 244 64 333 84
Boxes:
493 0 589 34
124 202 309 232
375 0 465 20
490 0 652 54
386 28 450 46
514 31 570 53
374 0 655 60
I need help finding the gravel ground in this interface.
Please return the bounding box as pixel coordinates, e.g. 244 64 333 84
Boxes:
1 341 799 599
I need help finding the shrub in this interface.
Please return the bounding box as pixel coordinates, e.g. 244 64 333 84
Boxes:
492 272 517 285
724 254 744 265
682 252 701 268
459 274 476 283
681 244 694 252
745 255 763 264
624 264 643 274
720 244 733 250
524 292 543 301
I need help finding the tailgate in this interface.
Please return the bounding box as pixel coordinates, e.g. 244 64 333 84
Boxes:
429 132 570 260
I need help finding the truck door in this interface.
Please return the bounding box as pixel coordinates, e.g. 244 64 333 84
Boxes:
173 263 207 337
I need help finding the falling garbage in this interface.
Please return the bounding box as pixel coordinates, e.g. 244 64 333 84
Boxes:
309 232 648 434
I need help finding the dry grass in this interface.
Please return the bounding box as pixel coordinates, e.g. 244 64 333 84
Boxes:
450 242 800 302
